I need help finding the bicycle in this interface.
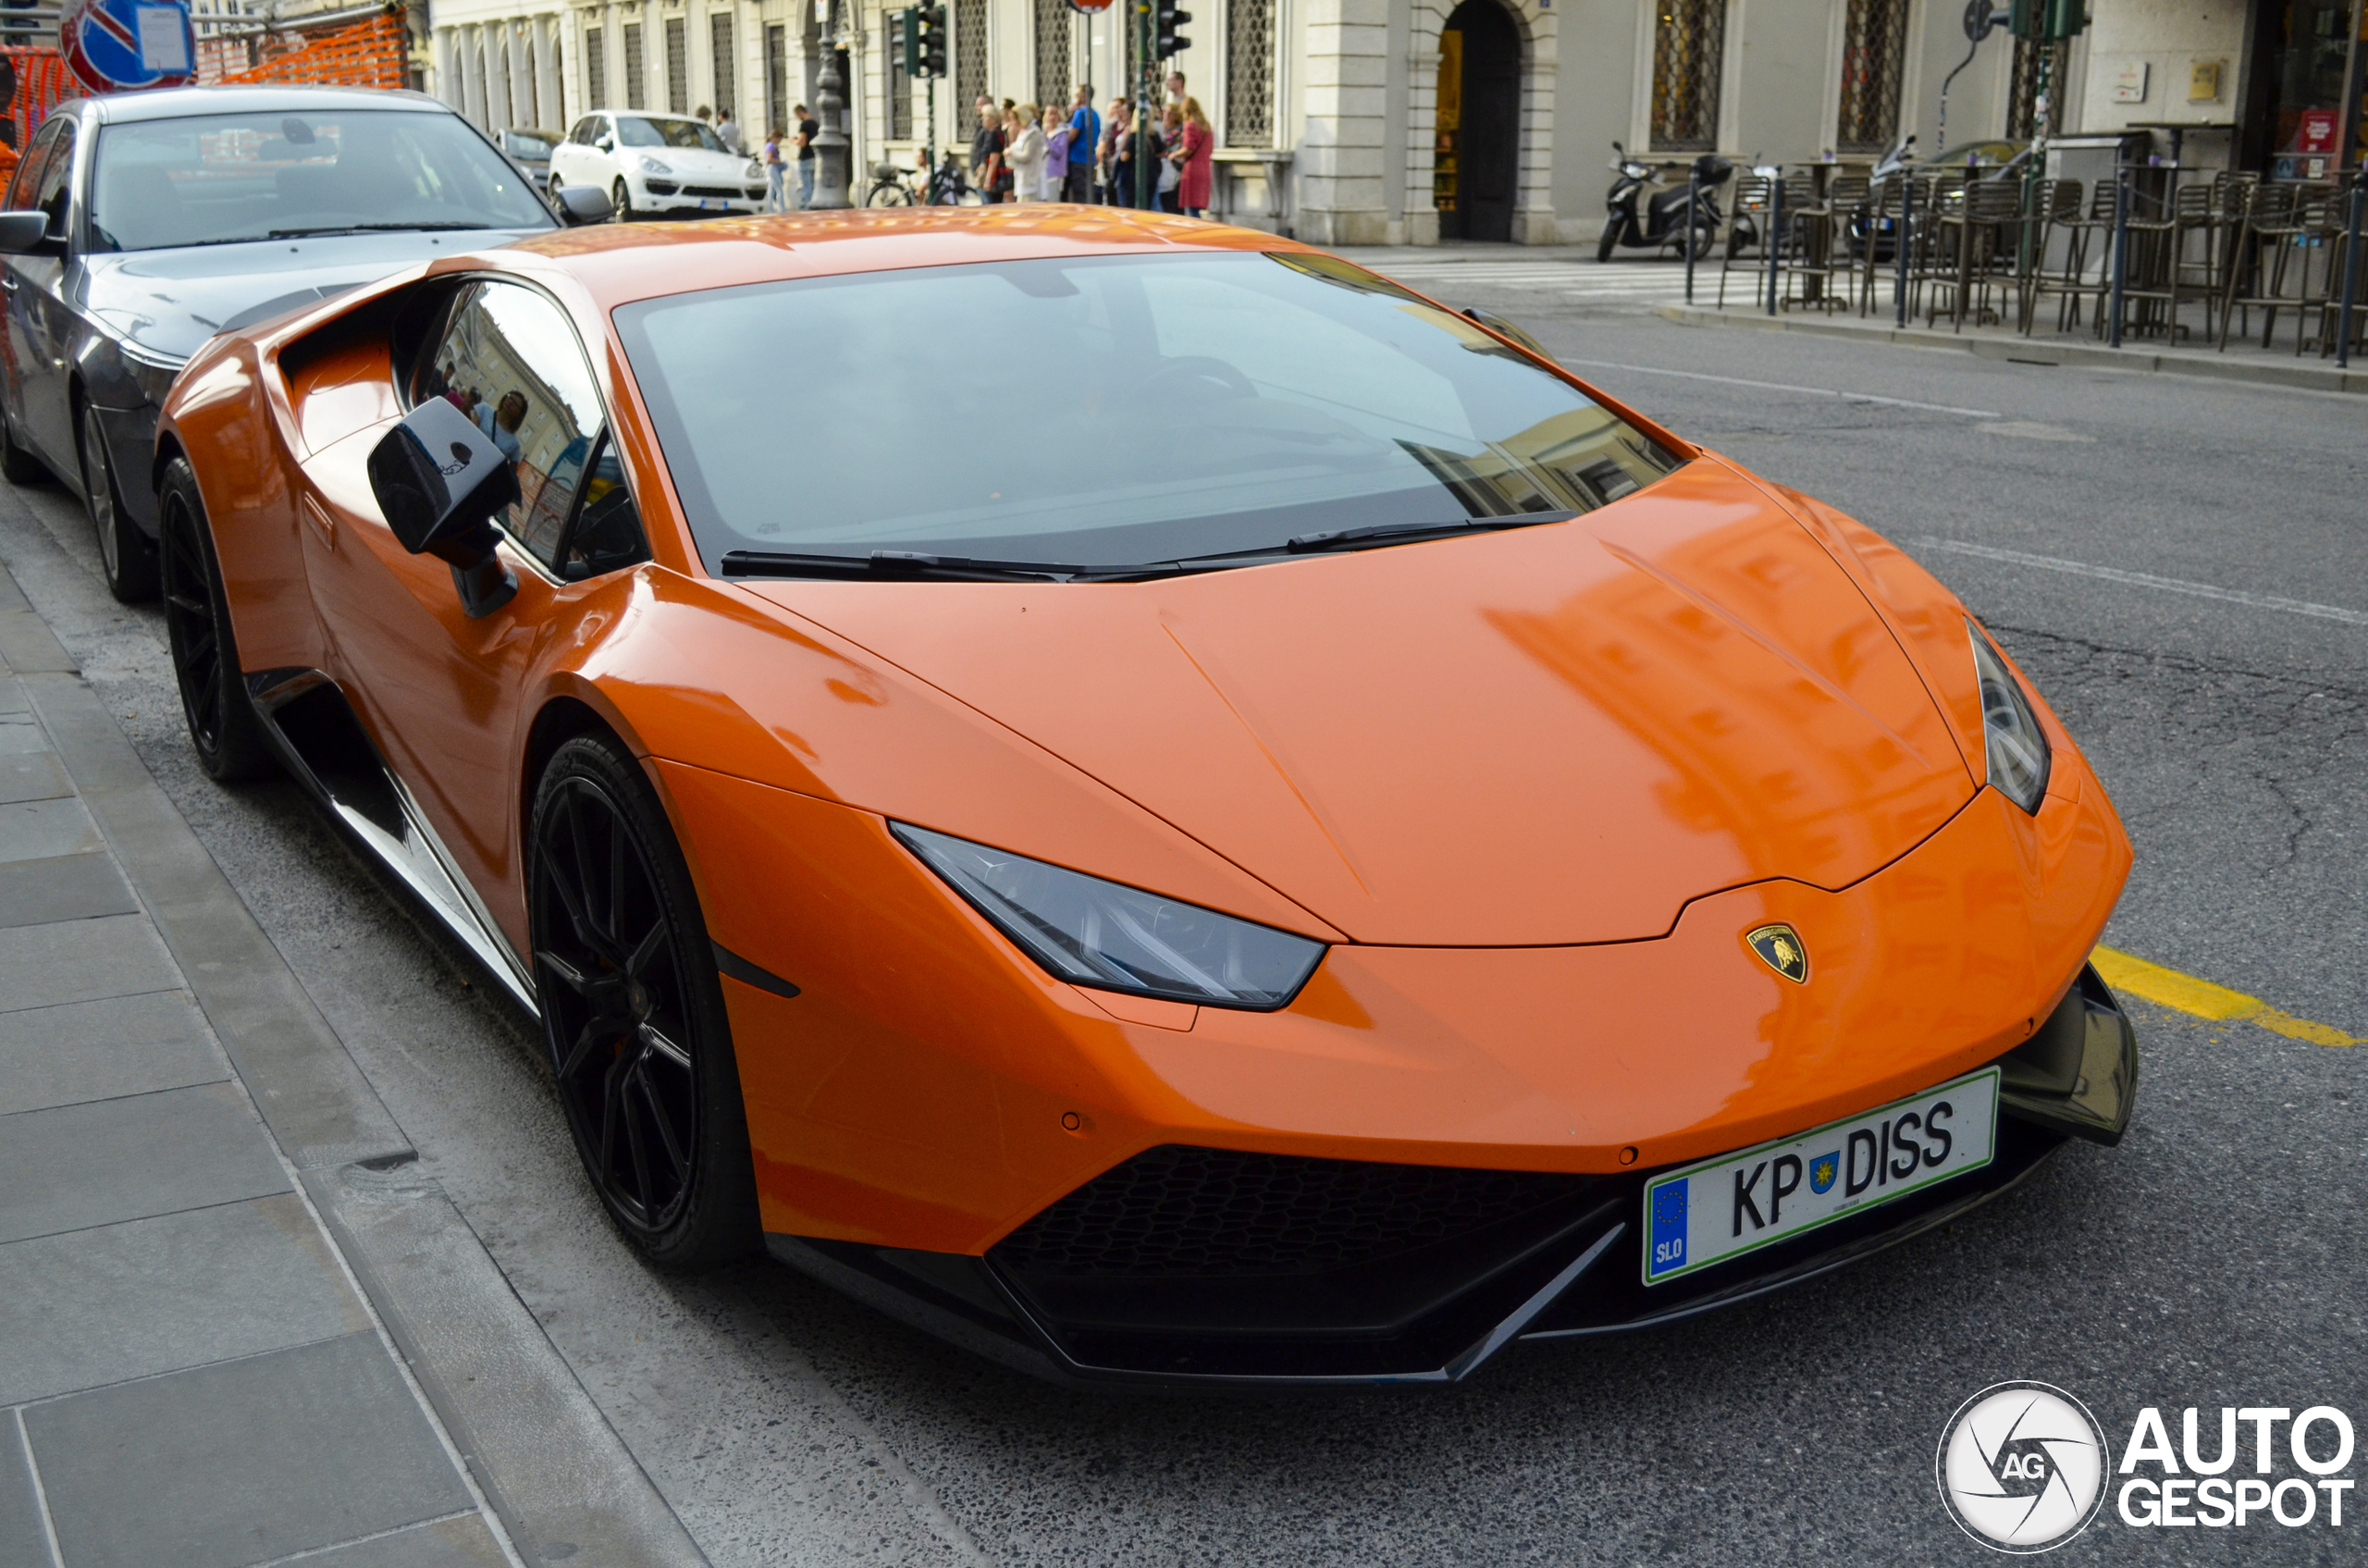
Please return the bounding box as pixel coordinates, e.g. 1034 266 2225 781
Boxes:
863 150 986 207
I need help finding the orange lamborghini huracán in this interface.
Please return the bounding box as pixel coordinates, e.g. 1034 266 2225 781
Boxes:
154 207 2136 1386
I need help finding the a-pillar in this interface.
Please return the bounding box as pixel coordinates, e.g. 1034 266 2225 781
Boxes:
1295 0 1391 245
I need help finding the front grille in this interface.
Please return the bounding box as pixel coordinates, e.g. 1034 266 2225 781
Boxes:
644 180 679 195
994 1144 1596 1278
683 184 744 198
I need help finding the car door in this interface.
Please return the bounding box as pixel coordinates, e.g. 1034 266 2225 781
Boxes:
0 116 65 444
2 115 77 468
296 277 650 930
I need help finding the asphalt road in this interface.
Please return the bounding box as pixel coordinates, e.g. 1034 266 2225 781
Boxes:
4 271 2363 1566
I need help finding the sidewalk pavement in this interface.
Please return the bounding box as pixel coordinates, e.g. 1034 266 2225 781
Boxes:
0 561 705 1568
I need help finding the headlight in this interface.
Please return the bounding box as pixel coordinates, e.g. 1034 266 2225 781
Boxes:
118 342 185 407
637 156 672 175
1968 620 2051 813
891 822 1326 1010
746 158 763 178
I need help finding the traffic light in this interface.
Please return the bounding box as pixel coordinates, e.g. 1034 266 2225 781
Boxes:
1153 0 1190 56
916 4 947 77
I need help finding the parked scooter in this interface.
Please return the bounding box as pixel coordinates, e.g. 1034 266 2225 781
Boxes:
1597 144 1731 264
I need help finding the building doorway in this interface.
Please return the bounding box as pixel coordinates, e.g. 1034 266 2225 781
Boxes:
1434 0 1520 241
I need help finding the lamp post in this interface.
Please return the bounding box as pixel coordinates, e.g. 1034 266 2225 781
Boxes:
810 0 852 208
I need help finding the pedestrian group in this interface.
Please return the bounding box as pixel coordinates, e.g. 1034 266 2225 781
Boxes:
964 76 1211 214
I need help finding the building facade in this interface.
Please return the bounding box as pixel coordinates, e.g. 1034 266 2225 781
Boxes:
422 0 2363 240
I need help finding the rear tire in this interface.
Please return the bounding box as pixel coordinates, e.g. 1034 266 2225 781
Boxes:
82 403 157 603
158 457 275 783
0 404 47 486
528 732 759 1272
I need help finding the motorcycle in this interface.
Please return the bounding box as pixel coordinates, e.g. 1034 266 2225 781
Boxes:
1597 144 1731 264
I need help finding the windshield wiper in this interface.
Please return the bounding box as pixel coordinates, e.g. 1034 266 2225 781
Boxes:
1281 509 1577 554
722 549 1083 583
265 222 501 238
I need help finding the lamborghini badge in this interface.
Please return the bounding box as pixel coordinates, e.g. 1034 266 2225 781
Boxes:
1745 923 1809 983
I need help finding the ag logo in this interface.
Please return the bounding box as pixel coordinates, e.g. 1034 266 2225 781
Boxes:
1744 922 1808 983
1937 1381 2110 1553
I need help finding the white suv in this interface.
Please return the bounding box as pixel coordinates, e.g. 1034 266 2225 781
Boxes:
549 111 767 218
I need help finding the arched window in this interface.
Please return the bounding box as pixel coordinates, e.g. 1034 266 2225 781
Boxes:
1651 0 1725 152
1836 0 1907 154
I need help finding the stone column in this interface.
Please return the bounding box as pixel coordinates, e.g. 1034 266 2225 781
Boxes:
510 20 537 125
462 26 487 127
434 27 459 110
537 16 565 130
487 29 513 130
1294 0 1389 245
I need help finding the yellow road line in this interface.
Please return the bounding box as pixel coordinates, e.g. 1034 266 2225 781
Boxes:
2092 945 2359 1047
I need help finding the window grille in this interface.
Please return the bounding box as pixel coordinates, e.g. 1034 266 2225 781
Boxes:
766 23 788 136
623 21 645 109
1650 0 1725 152
586 27 606 108
886 20 913 139
956 0 987 125
1034 0 1070 114
1225 0 1274 146
711 13 734 117
2006 37 2067 141
1834 0 1906 154
666 18 688 114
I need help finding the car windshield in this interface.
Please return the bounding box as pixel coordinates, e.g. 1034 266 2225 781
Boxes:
616 117 726 152
506 131 555 157
615 252 1684 574
88 110 552 253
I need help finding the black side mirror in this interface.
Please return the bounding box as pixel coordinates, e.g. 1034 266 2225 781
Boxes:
364 400 520 618
555 185 613 226
0 210 60 256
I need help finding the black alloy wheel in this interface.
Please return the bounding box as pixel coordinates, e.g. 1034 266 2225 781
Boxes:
157 457 274 782
82 403 157 602
0 402 47 486
611 177 636 222
528 733 758 1269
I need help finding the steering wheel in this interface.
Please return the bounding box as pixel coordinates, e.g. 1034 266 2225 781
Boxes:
1145 356 1256 401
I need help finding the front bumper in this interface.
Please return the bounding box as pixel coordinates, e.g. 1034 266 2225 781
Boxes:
630 177 766 216
770 967 2138 1387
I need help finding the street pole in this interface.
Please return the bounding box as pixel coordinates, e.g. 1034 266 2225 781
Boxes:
1684 174 1697 304
1894 175 1913 327
810 0 851 209
1766 172 1782 315
2108 159 2128 349
2338 176 2362 371
1135 0 1152 210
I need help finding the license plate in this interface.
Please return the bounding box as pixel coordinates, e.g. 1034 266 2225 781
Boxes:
1642 1067 1999 1285
699 199 728 210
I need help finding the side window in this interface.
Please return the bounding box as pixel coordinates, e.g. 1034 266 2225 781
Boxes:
30 118 75 236
5 117 63 212
560 433 648 581
417 280 606 573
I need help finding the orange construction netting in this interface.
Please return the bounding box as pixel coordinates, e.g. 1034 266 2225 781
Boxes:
0 47 74 196
218 13 409 92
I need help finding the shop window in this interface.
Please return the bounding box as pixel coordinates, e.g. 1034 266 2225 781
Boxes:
2005 37 2067 141
586 29 605 109
665 17 687 115
956 0 987 124
623 21 645 110
1035 0 1071 116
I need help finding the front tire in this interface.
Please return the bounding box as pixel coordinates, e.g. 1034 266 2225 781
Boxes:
158 457 275 782
1597 216 1623 263
612 178 636 222
82 403 157 602
528 733 758 1271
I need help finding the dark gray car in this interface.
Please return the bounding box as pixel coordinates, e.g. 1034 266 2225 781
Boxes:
0 85 604 601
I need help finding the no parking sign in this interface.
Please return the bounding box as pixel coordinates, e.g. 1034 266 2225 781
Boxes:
60 0 194 94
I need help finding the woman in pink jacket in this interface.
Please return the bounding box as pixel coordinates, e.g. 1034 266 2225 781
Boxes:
1173 96 1215 217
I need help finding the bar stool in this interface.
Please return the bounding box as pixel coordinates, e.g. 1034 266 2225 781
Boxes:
2217 181 2299 350
1718 175 1777 310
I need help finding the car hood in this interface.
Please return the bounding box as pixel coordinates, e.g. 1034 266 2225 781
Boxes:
78 228 549 364
633 148 752 178
741 460 1980 946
